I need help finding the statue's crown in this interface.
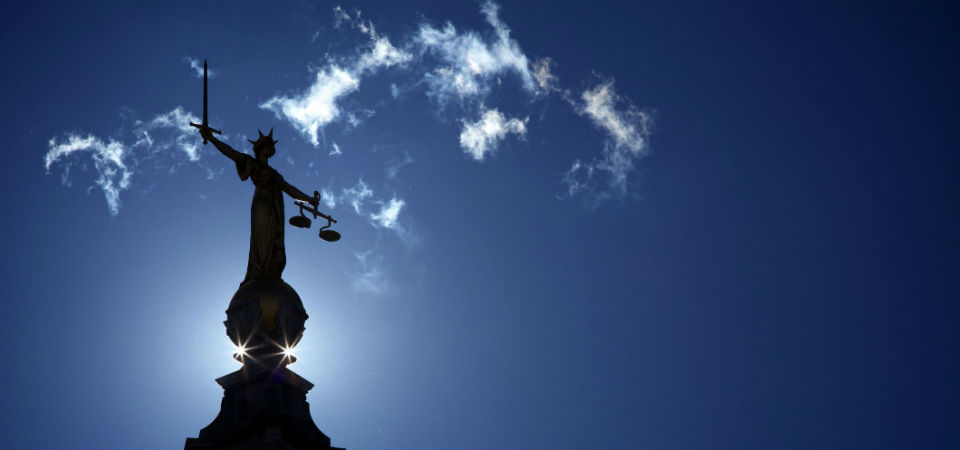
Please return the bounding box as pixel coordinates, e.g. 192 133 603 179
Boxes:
248 128 278 149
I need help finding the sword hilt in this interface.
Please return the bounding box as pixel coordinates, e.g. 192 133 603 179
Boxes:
189 122 222 145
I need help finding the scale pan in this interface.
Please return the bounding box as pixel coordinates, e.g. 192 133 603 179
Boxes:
319 229 341 242
289 215 312 228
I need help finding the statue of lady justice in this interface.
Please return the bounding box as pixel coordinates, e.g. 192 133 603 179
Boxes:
195 123 342 368
187 59 340 365
199 126 319 286
184 62 342 450
196 125 317 362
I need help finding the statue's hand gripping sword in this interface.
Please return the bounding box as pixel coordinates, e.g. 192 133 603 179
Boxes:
188 59 222 144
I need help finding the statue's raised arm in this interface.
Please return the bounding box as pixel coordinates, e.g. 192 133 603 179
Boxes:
200 128 246 165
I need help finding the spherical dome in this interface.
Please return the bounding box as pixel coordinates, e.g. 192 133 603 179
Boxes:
224 278 308 366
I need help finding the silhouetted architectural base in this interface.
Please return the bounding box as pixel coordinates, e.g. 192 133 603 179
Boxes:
185 365 343 450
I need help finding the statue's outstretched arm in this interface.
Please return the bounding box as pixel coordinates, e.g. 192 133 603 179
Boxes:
200 129 245 164
281 180 319 206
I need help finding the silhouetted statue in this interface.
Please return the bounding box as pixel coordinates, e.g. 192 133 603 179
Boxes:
199 127 319 285
185 61 343 450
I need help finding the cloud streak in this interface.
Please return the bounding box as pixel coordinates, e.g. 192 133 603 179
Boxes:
265 1 550 164
338 179 374 214
563 80 653 201
273 2 654 203
50 3 655 219
141 107 203 161
531 57 558 93
261 9 411 146
261 67 360 146
370 197 404 229
44 106 204 215
321 179 415 244
459 108 527 160
184 57 215 79
580 81 650 155
351 248 389 294
45 135 132 216
414 0 537 105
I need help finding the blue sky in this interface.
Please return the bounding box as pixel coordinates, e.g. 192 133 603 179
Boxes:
2 0 959 448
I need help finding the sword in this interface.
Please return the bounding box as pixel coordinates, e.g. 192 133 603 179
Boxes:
188 59 222 144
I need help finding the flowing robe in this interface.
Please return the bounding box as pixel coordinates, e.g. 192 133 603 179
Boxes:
235 154 286 284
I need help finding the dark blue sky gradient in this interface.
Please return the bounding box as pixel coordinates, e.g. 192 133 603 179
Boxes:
1 0 958 448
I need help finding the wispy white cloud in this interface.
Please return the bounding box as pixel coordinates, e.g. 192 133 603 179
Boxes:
261 8 411 146
184 57 215 79
51 2 655 220
45 134 131 216
563 80 653 200
580 81 650 155
531 57 558 93
414 0 536 104
386 152 415 179
270 2 561 166
357 33 411 72
322 3 654 203
332 5 351 28
318 2 657 203
261 66 360 146
320 188 337 209
350 248 389 294
339 179 374 214
140 106 202 161
370 197 404 229
561 159 594 198
459 108 527 160
44 106 207 215
322 178 417 245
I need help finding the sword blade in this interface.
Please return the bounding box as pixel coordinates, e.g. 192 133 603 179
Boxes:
202 60 208 128
189 60 221 143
